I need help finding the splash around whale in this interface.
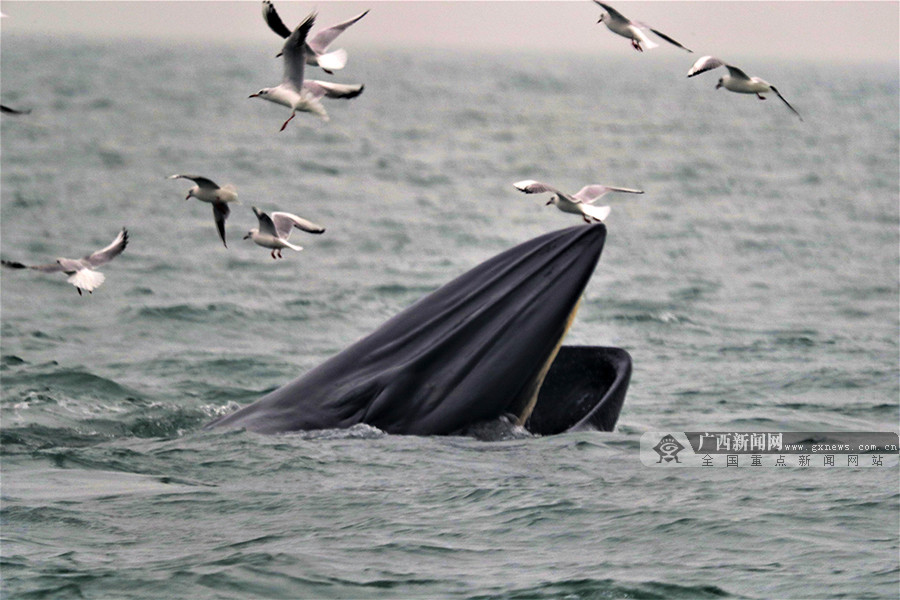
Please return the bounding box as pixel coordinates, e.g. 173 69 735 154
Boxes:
206 224 631 436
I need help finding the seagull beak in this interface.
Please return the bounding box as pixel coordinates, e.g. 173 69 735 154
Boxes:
243 233 251 240
715 82 722 90
248 93 258 99
275 51 283 58
185 194 191 201
545 200 553 206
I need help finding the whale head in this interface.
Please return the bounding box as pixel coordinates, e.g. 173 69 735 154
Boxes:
206 224 629 435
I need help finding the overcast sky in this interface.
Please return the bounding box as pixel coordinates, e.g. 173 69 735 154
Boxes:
1 1 898 64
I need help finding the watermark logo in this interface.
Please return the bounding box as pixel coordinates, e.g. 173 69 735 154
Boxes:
640 432 899 468
652 433 685 463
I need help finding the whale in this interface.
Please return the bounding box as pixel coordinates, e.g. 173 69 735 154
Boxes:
206 224 631 435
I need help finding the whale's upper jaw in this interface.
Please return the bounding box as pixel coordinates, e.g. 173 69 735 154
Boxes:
207 224 608 436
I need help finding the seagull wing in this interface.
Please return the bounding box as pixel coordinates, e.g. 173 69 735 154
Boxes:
1 104 31 115
282 11 316 89
271 212 326 239
302 80 365 100
307 10 369 54
648 26 692 52
253 207 279 237
724 64 752 82
687 55 725 78
83 228 128 267
2 259 65 273
262 0 292 38
212 203 230 248
770 86 804 121
168 174 220 189
573 185 644 204
513 180 566 197
592 1 628 23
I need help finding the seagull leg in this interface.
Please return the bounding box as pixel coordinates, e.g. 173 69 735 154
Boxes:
583 216 591 224
270 250 277 259
77 288 82 296
756 93 766 100
279 111 296 132
632 39 643 52
277 249 283 259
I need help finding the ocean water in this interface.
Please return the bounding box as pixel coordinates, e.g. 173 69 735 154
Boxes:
1 32 898 600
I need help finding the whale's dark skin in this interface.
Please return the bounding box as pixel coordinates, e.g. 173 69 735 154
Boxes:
206 224 631 435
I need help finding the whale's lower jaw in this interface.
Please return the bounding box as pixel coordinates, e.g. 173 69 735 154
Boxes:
206 224 631 436
527 346 632 435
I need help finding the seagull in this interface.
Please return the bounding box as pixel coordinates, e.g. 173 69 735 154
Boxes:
687 56 803 121
167 174 240 248
592 1 692 53
262 0 368 74
250 11 365 130
244 206 326 259
1 228 128 296
513 180 644 223
1 104 32 115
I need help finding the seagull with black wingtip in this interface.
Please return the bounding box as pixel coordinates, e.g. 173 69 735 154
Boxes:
245 206 326 259
514 180 644 224
592 1 692 53
2 228 128 296
262 0 368 74
687 55 803 121
167 174 240 248
249 11 365 130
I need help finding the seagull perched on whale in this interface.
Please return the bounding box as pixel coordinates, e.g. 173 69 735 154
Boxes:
167 174 239 247
2 228 128 296
250 11 365 130
514 180 644 223
687 55 803 121
262 0 368 74
592 1 692 53
245 206 326 259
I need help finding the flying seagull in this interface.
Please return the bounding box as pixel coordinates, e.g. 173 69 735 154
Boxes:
592 1 692 53
2 228 128 296
245 206 326 259
687 56 803 121
262 0 368 74
250 11 365 130
514 180 643 223
167 174 240 247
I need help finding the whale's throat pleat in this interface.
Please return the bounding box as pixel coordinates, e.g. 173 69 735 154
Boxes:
512 297 582 426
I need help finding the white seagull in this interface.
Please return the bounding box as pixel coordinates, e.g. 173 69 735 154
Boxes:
687 56 803 121
592 1 692 53
2 228 128 296
167 174 240 248
245 206 326 259
250 11 365 130
514 180 644 223
262 0 368 74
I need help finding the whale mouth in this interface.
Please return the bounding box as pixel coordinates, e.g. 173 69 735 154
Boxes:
206 224 631 436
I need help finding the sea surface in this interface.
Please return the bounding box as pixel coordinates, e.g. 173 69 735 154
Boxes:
1 32 898 600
